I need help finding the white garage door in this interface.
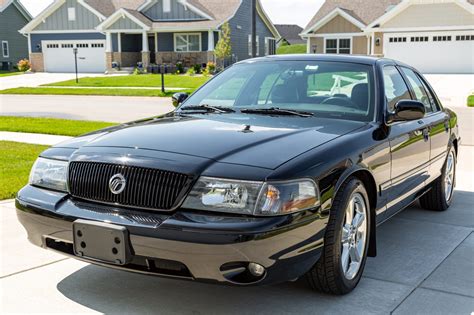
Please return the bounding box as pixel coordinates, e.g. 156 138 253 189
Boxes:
384 32 474 74
43 40 106 73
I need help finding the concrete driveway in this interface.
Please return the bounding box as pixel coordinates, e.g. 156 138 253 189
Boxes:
1 146 473 314
0 72 109 90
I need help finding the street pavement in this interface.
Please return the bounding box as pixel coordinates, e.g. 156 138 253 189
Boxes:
1 146 473 314
0 94 174 123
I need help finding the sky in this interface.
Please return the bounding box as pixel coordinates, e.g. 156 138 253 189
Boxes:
19 0 324 28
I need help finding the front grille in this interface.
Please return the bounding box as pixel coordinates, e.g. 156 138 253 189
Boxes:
68 162 190 210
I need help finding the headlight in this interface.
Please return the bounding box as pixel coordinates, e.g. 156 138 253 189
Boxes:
182 177 320 216
29 157 68 192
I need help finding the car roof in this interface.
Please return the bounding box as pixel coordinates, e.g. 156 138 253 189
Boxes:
237 54 395 66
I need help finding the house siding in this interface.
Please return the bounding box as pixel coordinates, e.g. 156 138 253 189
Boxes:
108 16 143 30
382 3 473 28
144 0 206 21
0 4 30 64
315 15 362 34
308 37 324 53
157 31 208 52
33 0 101 31
30 33 105 53
228 0 275 62
352 36 368 55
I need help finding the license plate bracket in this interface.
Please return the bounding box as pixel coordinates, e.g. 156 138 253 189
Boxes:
73 219 132 265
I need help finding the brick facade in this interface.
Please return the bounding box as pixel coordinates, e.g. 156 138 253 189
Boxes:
155 51 214 66
29 53 44 72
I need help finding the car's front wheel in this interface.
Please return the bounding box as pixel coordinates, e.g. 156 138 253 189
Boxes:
420 146 457 211
306 177 371 295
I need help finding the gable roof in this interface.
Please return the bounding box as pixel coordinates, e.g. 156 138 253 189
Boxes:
0 0 32 19
275 24 305 44
303 0 402 33
304 0 474 34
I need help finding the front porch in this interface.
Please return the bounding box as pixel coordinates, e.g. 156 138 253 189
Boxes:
104 30 217 71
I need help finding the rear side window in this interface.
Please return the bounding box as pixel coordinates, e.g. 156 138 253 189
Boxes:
401 67 433 113
383 66 411 112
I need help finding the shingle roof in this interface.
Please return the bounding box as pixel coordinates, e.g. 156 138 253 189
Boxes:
304 0 402 33
275 24 305 45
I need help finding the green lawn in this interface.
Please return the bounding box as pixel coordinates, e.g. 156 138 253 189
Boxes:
0 141 49 200
0 87 193 97
277 44 307 55
46 74 209 89
468 94 474 107
0 116 117 136
0 70 23 77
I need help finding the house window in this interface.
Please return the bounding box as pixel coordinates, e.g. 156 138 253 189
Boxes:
410 36 429 42
389 37 407 43
256 35 260 56
174 33 201 52
456 35 474 41
2 41 9 58
265 37 276 55
325 38 351 54
163 0 171 13
68 7 76 21
433 36 452 42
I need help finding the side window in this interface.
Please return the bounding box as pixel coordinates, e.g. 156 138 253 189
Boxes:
418 75 441 112
401 68 433 113
383 66 411 112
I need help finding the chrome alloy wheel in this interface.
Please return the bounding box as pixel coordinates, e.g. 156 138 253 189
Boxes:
341 192 368 280
444 150 455 202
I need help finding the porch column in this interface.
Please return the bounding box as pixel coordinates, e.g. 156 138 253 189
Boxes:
208 30 214 51
366 35 371 56
118 32 122 52
141 31 150 68
371 33 375 55
105 32 113 71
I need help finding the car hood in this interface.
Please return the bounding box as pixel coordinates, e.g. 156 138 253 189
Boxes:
57 114 366 170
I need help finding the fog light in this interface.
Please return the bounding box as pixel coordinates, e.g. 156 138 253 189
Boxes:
248 262 265 277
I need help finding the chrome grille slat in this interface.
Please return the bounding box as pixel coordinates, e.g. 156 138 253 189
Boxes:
68 162 189 211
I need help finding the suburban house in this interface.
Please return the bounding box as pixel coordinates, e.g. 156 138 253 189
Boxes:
0 0 32 70
19 0 280 73
301 0 474 73
275 24 305 45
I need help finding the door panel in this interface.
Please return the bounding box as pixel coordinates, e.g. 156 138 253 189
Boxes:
381 65 430 220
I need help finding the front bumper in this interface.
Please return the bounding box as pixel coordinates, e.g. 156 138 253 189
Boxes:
16 185 328 286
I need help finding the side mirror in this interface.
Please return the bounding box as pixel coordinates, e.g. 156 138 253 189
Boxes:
172 92 189 108
388 100 425 123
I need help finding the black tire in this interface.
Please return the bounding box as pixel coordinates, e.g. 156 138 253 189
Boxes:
306 177 371 295
420 146 456 211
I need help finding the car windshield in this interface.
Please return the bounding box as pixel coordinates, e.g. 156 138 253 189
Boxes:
182 60 375 122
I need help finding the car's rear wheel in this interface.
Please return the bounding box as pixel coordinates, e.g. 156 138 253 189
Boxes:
420 146 456 211
306 177 370 295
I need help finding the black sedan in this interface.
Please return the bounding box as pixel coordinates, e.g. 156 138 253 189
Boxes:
16 55 460 295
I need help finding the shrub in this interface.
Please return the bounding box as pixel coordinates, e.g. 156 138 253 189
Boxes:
176 62 184 74
192 64 201 74
186 67 196 76
468 94 474 107
17 59 31 72
202 61 216 77
132 67 143 75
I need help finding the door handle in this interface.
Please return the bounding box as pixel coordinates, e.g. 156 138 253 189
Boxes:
422 128 430 142
444 120 450 132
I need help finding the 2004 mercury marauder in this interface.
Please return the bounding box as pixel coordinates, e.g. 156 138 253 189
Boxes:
16 55 460 294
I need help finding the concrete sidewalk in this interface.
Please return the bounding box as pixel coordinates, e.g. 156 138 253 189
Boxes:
1 146 473 314
0 131 72 146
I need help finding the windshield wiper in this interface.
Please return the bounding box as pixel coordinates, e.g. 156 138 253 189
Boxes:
240 107 314 117
180 105 235 114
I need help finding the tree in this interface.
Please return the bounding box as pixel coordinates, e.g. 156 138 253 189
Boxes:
214 22 232 69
